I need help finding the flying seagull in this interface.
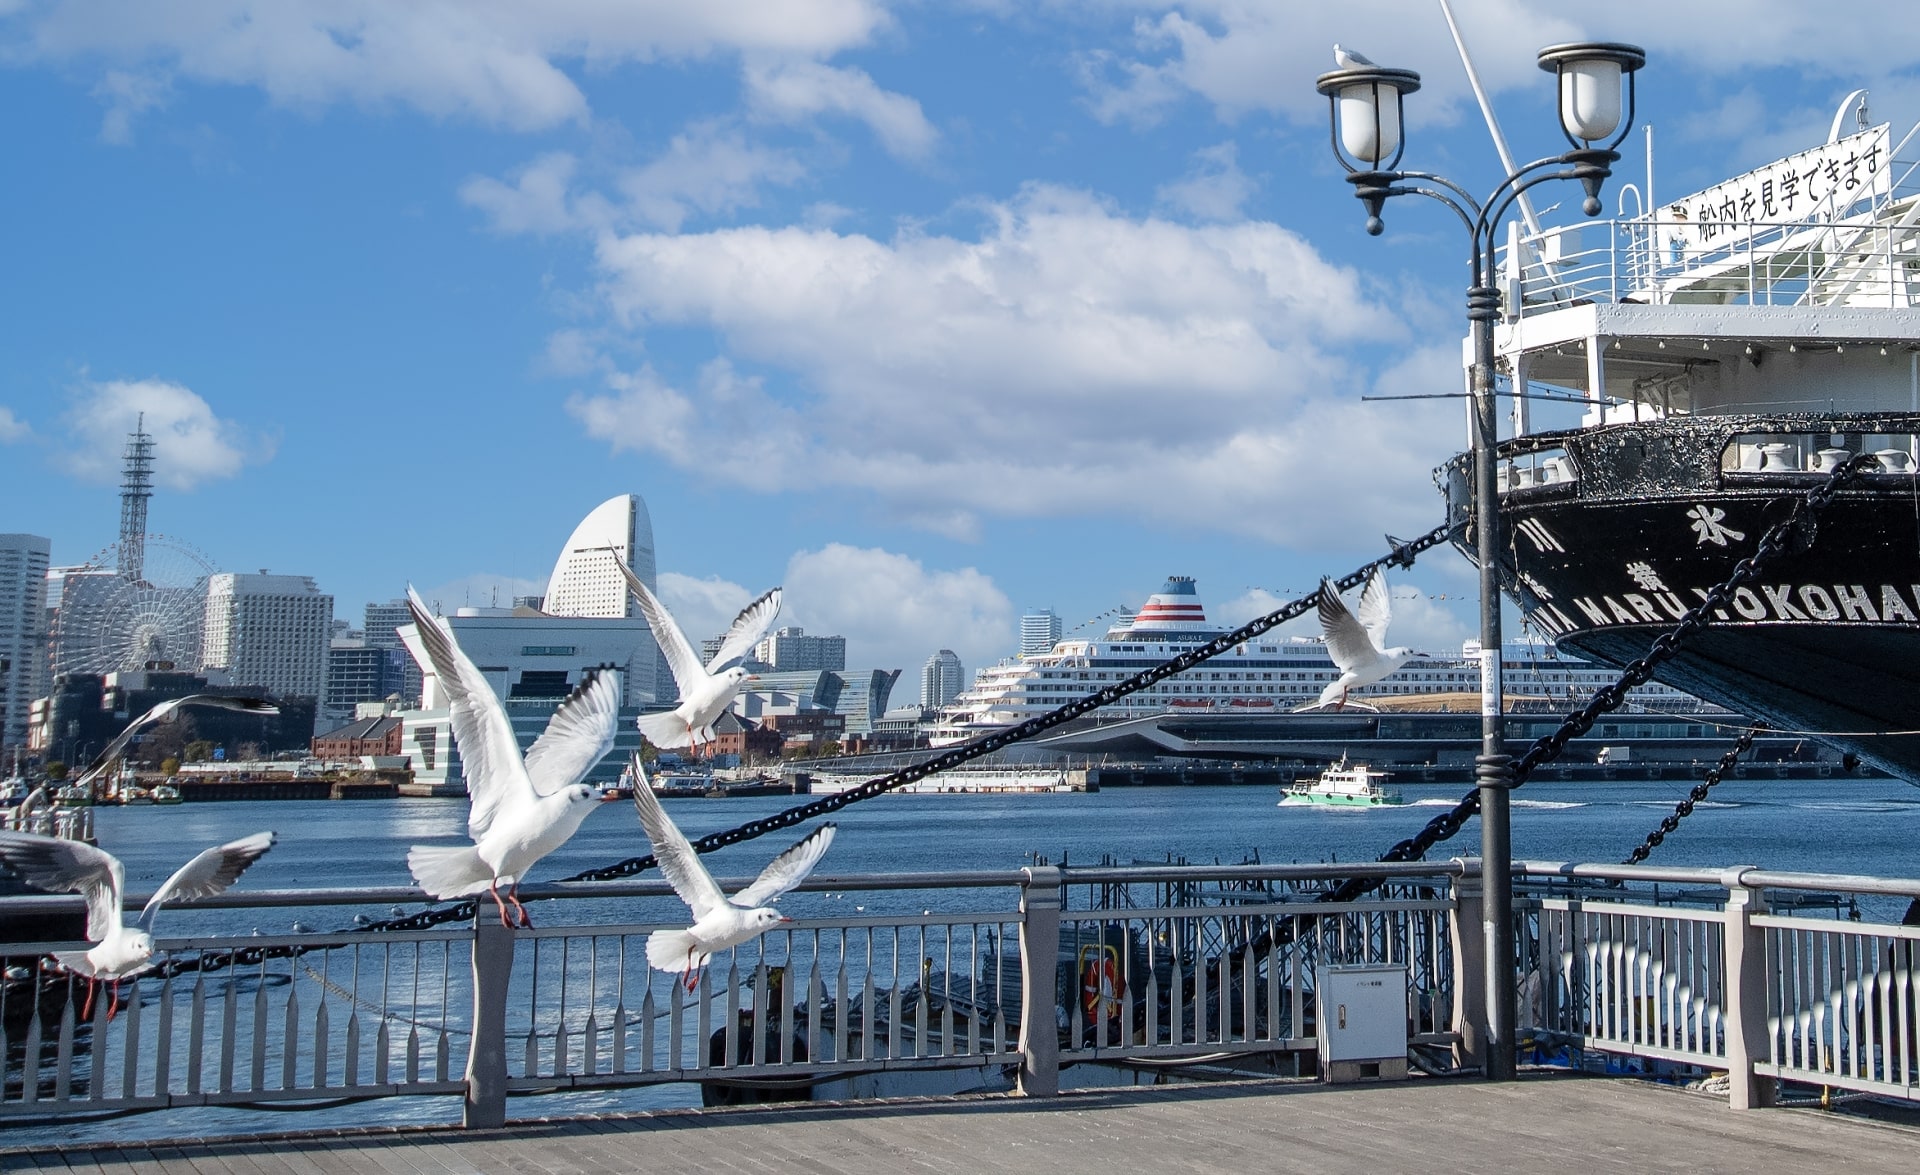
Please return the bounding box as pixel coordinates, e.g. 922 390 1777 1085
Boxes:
630 757 835 990
1313 568 1418 710
1333 43 1377 69
0 830 274 1019
609 555 781 758
73 694 280 794
401 588 621 927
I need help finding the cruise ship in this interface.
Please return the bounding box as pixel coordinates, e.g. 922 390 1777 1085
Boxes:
927 576 1711 746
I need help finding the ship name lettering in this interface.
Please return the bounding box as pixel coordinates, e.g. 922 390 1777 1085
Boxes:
1653 591 1689 620
1604 596 1639 625
1798 585 1840 621
1688 587 1732 621
1832 585 1876 622
1622 593 1664 624
1573 597 1612 626
1761 584 1809 620
1883 586 1919 623
1733 588 1768 621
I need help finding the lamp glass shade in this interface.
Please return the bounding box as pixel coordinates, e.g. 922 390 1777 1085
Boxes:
1559 57 1623 142
1337 82 1400 165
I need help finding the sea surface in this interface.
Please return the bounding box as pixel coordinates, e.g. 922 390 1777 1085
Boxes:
16 775 1920 1147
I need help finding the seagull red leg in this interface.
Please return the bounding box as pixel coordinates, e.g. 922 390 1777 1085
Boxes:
508 884 534 929
489 877 515 929
106 980 121 1023
80 977 97 1022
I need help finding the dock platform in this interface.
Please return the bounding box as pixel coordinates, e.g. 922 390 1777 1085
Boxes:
13 1074 1919 1174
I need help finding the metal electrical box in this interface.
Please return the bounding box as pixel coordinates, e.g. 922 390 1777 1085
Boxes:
1317 963 1410 1083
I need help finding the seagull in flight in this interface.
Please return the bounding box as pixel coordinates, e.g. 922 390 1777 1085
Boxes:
0 830 274 1020
630 757 835 991
76 694 281 796
401 588 621 927
609 556 781 758
1334 43 1377 69
1313 568 1418 710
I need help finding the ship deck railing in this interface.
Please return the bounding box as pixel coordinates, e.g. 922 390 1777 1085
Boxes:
4 857 1920 1127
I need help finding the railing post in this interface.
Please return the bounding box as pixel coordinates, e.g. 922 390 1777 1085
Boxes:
1720 868 1774 1110
465 915 514 1128
1448 859 1487 1071
1017 866 1062 1097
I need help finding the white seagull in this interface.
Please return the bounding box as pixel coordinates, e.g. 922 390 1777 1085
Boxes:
401 588 621 927
1334 43 1377 69
1312 568 1418 710
68 694 281 798
0 829 274 1020
610 557 781 758
630 758 835 990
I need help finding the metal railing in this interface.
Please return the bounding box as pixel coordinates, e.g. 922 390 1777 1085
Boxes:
6 857 1920 1126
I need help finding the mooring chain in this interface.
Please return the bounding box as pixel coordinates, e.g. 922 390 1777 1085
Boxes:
1314 453 1877 905
1621 722 1766 865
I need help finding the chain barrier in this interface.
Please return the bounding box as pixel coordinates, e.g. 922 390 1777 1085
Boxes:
161 524 1458 977
1621 723 1765 865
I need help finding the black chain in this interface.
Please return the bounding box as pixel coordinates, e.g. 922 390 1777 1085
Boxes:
1621 723 1765 865
1312 453 1876 905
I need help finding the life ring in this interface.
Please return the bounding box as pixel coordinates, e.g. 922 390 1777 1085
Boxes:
1079 946 1124 1022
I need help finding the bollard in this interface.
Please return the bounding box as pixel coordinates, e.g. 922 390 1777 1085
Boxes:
1449 860 1487 1071
1017 867 1062 1097
1720 869 1775 1110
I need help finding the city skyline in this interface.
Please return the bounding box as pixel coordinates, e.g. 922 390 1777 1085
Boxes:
0 3 1890 674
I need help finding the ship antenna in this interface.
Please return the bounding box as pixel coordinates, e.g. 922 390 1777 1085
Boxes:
1436 0 1545 240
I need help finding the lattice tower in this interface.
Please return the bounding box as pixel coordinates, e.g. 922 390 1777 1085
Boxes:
118 413 154 583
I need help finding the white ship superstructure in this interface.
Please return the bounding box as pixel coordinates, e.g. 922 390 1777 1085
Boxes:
929 576 1705 745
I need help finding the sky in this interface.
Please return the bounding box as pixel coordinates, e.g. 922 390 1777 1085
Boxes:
0 1 1913 678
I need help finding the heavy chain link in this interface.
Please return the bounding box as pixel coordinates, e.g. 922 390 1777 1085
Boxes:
1622 723 1765 865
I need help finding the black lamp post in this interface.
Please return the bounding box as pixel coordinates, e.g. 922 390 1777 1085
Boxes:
1316 41 1644 1080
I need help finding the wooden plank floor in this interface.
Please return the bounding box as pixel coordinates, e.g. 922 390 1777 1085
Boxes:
9 1075 1919 1175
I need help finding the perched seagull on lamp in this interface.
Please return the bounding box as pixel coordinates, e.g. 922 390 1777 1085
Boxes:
401 588 621 927
0 830 275 1020
1333 43 1378 69
628 756 835 991
607 555 781 759
1309 567 1420 711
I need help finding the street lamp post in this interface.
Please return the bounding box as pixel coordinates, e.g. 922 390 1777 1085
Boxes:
1316 42 1644 1080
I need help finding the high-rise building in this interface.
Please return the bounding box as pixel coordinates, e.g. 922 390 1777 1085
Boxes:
542 494 661 706
1021 609 1062 657
0 534 51 754
921 649 964 708
365 599 424 706
753 626 847 672
324 640 406 728
201 573 333 702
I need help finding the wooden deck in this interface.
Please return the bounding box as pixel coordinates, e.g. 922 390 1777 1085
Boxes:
10 1075 1919 1174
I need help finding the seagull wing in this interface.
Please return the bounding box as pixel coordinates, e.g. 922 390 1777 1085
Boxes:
406 588 538 841
1356 567 1394 649
704 588 782 674
610 557 706 693
630 778 728 919
1318 578 1378 673
729 823 836 909
524 668 622 797
138 831 276 932
0 831 124 941
75 695 281 787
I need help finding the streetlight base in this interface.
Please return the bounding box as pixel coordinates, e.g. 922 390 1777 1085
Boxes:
1476 752 1516 1080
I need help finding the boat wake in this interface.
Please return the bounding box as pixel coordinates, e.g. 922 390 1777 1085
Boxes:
1510 799 1586 810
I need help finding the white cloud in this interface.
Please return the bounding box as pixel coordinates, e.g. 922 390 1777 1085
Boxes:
60 377 272 490
92 68 169 143
744 59 937 159
657 571 766 650
782 544 1012 672
1155 141 1254 222
0 406 28 442
569 185 1454 546
15 0 896 130
460 152 597 235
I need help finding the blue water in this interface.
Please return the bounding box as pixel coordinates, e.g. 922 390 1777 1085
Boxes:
17 776 1920 1147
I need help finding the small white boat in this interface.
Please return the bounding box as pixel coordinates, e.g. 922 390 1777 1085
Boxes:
1279 758 1404 808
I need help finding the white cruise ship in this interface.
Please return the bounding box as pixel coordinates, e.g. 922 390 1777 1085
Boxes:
927 576 1710 746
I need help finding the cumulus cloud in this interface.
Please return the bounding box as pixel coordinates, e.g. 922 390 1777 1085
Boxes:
658 570 763 649
1155 141 1255 222
567 185 1455 547
92 68 169 143
744 59 937 159
60 377 272 489
782 544 1013 672
0 406 28 442
14 0 895 130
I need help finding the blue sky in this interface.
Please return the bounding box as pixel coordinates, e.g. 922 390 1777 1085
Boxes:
0 1 1909 675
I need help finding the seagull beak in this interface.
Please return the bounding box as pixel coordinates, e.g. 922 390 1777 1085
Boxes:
778 916 793 924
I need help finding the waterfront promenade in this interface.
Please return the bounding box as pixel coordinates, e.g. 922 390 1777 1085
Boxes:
12 1075 1919 1174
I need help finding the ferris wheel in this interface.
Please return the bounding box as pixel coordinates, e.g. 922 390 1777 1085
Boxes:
51 534 218 677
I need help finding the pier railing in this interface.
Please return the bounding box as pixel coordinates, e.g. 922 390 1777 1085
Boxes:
4 858 1920 1126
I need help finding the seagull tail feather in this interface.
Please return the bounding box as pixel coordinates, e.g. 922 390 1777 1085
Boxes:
636 712 694 749
646 928 707 973
406 844 494 900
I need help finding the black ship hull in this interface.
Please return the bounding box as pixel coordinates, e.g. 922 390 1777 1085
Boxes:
1453 412 1920 783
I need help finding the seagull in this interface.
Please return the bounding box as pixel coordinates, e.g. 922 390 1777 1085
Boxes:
1312 567 1418 710
609 556 781 759
401 588 621 928
629 757 835 991
1334 43 1377 69
74 695 280 792
0 829 274 1020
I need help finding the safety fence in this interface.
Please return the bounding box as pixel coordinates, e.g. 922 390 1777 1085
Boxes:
5 858 1920 1127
